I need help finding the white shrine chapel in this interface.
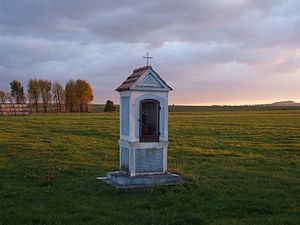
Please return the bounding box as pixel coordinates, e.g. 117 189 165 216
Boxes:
98 65 181 188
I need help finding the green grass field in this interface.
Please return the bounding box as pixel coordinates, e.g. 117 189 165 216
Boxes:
92 104 300 113
0 110 300 225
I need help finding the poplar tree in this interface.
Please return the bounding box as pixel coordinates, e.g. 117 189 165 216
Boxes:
39 79 52 112
75 79 94 112
0 90 6 104
52 81 64 112
65 80 77 112
28 79 40 112
10 80 25 104
65 79 93 112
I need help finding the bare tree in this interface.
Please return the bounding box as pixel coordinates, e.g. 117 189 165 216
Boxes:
6 92 13 104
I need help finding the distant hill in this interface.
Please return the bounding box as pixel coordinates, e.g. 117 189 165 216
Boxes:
261 101 300 107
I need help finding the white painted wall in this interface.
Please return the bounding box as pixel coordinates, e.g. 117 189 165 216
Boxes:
119 89 170 176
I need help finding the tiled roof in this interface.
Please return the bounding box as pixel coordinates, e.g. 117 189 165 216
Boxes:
116 66 150 92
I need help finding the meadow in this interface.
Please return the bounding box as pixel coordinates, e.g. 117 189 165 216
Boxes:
0 109 300 225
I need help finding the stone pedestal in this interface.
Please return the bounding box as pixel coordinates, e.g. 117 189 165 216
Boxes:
97 172 181 188
119 140 168 177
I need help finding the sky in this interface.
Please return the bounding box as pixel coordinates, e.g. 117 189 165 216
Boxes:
0 0 299 105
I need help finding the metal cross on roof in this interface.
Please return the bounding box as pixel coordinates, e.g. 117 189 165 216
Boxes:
143 52 153 66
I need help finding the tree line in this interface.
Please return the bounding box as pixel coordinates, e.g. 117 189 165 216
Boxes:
0 79 94 112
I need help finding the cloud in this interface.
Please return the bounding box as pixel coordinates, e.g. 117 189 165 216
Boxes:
0 0 299 104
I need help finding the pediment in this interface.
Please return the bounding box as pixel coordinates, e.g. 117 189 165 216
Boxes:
138 74 163 88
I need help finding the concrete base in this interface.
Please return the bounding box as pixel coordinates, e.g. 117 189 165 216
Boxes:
97 171 182 188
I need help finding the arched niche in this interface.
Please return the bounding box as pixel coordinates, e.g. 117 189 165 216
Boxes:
139 99 160 142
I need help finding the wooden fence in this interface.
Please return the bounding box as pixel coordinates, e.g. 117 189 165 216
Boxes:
0 104 30 116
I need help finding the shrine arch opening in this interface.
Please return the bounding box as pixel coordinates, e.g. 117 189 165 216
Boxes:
139 99 160 142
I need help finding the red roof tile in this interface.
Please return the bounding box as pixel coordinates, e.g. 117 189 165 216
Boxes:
116 66 150 91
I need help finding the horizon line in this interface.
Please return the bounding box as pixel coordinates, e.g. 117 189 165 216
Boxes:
93 99 300 106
